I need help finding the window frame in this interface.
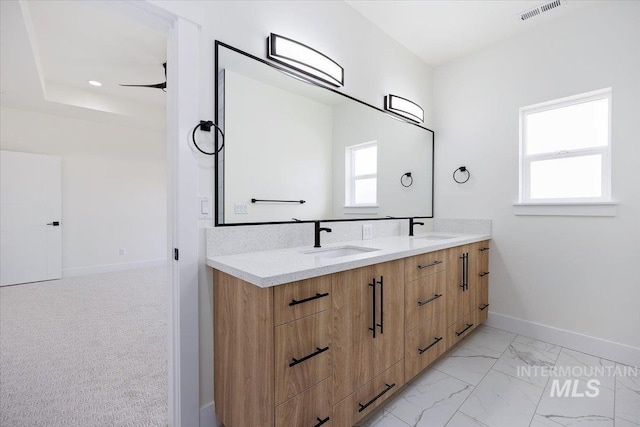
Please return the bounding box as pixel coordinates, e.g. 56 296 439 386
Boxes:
519 88 612 204
345 141 378 207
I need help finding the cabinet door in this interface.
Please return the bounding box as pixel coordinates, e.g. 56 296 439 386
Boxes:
372 260 405 377
446 245 471 326
332 266 376 403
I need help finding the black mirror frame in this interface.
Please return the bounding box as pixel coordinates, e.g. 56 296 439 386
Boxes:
214 40 435 227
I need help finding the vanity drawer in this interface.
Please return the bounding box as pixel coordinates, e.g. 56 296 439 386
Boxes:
333 360 404 427
274 275 332 326
405 250 446 282
275 310 332 404
405 313 447 381
447 312 476 346
405 270 446 331
275 377 332 427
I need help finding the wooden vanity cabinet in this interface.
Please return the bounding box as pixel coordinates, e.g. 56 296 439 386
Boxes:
213 240 490 427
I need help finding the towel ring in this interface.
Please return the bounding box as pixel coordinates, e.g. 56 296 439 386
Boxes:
401 172 413 187
453 166 470 184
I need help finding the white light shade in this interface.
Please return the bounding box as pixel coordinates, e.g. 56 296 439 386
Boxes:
384 95 424 123
267 33 344 87
88 80 102 87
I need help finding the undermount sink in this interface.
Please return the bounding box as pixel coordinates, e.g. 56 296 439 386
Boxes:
302 245 380 259
414 234 457 241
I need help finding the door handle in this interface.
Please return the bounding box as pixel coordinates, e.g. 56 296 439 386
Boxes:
47 221 60 226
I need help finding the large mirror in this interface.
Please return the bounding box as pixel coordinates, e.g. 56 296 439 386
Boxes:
215 41 434 225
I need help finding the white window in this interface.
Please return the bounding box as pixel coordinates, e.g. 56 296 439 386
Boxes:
345 141 377 206
519 88 612 206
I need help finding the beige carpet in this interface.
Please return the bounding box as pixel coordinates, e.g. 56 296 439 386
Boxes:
0 267 168 426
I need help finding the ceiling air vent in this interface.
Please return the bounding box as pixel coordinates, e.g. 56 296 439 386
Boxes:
519 0 566 21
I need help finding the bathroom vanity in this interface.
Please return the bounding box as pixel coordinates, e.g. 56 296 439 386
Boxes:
207 233 490 427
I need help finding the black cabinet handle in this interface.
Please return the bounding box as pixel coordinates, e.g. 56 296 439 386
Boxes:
47 221 60 226
464 253 469 291
377 276 384 334
479 272 490 278
418 336 443 354
479 303 490 311
358 383 396 412
289 292 329 306
418 294 442 307
417 260 443 270
479 247 490 252
313 416 330 427
289 346 329 367
455 323 474 336
368 279 376 338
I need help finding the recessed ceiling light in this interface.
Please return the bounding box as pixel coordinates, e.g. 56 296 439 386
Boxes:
88 80 102 87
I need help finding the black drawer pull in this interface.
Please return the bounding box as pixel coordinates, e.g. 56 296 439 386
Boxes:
479 303 490 311
313 416 330 427
418 336 443 354
368 279 377 338
479 247 490 252
455 323 474 337
418 294 442 306
289 346 329 367
358 382 396 412
479 271 490 277
289 292 329 306
417 260 443 270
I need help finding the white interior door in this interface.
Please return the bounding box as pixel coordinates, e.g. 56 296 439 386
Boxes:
0 150 62 286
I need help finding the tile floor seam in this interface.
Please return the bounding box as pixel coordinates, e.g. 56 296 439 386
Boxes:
454 332 516 426
528 346 560 427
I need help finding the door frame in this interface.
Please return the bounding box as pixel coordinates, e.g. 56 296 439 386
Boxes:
94 2 202 425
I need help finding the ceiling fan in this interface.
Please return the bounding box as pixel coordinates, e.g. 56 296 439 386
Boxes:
119 62 166 91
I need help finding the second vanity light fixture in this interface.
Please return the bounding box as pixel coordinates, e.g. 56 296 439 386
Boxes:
266 33 344 87
384 94 424 123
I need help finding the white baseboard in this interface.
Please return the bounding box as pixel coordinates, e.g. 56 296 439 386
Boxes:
62 258 167 278
200 401 218 427
486 312 640 367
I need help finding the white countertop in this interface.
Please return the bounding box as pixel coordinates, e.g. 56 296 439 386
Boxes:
206 232 491 288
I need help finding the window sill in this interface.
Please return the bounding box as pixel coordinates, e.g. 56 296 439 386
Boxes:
513 202 618 217
343 205 379 215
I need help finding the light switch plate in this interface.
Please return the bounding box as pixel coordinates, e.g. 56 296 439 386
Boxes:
198 196 212 219
362 224 373 240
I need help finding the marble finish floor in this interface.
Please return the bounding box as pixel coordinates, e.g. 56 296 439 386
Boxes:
361 326 639 427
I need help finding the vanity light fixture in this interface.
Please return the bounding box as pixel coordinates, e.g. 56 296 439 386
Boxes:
87 80 102 87
266 33 344 87
384 94 424 123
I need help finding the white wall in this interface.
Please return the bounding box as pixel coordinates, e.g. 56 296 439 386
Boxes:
149 0 435 412
433 2 640 350
224 70 333 223
0 107 167 275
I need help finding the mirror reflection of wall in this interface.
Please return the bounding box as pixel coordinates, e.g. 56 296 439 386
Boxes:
216 42 434 225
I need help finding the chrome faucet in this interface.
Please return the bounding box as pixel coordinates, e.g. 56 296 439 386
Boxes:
314 221 332 247
409 218 424 236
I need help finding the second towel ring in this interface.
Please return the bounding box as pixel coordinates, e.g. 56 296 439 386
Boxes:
453 166 470 184
401 172 413 187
